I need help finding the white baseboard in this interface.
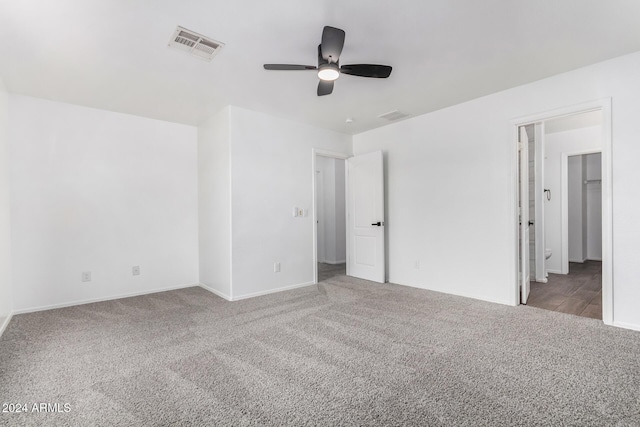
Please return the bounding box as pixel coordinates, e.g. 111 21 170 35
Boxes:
198 283 231 301
546 269 563 275
12 283 200 315
613 321 640 332
534 277 548 283
390 279 514 307
0 313 13 339
11 280 318 315
567 258 602 263
231 281 315 301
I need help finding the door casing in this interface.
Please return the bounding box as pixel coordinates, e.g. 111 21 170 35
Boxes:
509 98 613 325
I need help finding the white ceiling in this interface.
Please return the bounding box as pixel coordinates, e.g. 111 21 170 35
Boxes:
2 0 640 135
545 110 603 134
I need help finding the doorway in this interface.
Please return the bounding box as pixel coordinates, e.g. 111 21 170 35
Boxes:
529 148 603 319
512 99 612 324
312 149 386 284
314 153 347 282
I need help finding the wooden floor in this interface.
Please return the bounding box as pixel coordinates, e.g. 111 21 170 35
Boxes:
527 260 602 319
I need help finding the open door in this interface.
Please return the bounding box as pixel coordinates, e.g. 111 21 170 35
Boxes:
533 122 547 282
519 126 531 303
347 151 385 283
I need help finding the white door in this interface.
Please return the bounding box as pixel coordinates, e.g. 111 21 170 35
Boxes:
534 123 546 282
519 127 531 303
347 151 385 283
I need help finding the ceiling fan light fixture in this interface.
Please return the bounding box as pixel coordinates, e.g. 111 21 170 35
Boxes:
318 64 340 81
263 26 391 95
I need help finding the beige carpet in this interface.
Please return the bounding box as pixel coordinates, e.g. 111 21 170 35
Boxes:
1 274 640 426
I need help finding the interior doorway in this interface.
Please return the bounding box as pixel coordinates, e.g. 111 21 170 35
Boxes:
529 147 603 319
314 154 347 282
512 99 612 324
312 149 386 284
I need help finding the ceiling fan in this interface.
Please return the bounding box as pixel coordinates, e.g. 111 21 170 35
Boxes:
263 26 392 96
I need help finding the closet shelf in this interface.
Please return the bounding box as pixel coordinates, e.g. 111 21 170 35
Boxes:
584 179 602 184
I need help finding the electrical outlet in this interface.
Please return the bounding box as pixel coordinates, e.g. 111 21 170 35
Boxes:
82 271 92 282
132 266 140 276
274 262 281 273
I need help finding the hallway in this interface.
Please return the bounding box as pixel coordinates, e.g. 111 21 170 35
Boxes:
318 263 346 282
527 261 602 320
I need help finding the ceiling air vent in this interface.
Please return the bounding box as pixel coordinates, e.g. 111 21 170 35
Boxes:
378 110 410 121
168 26 224 61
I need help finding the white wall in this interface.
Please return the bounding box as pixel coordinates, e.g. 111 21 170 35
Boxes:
0 77 13 332
353 50 640 329
353 113 514 304
8 95 199 312
198 107 232 299
229 107 351 299
315 156 346 264
544 126 602 273
586 153 602 260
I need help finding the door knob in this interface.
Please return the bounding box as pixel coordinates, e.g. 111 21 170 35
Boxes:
371 221 382 226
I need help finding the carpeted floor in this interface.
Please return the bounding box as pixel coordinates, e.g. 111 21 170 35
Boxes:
1 275 640 426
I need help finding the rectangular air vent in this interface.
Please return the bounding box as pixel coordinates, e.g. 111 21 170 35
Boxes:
168 26 224 61
378 110 410 121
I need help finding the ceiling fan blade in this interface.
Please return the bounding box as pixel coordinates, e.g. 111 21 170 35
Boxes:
263 64 317 71
340 64 392 78
320 26 345 62
317 80 334 96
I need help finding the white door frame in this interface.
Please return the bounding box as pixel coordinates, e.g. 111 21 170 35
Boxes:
311 149 350 284
509 98 613 325
561 149 602 274
316 169 325 263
